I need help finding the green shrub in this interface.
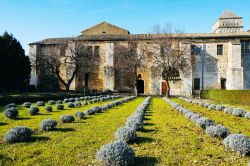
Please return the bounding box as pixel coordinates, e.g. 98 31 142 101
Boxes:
4 126 33 143
45 106 53 112
60 115 75 123
96 140 135 166
40 119 57 131
29 107 39 116
57 104 64 110
201 90 250 106
4 107 18 119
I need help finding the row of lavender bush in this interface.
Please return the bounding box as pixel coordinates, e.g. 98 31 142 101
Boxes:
180 97 250 120
3 96 136 144
95 97 151 166
164 97 250 156
3 95 120 120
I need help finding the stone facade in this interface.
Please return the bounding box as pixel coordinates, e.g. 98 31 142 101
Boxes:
81 22 129 36
29 10 250 96
212 10 243 33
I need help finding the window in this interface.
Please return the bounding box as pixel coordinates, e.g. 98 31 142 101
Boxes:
191 45 201 55
94 46 100 58
194 78 200 90
87 46 92 55
221 78 226 90
242 41 250 54
84 73 89 88
217 44 223 55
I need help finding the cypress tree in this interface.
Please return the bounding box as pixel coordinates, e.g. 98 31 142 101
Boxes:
0 32 31 91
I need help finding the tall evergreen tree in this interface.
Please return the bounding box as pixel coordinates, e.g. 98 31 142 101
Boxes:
0 32 31 91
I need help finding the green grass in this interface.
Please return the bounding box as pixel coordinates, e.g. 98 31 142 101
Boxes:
0 97 145 165
173 98 250 138
1 97 250 165
202 98 250 113
133 98 249 165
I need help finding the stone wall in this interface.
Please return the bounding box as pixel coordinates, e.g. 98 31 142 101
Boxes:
30 37 249 94
212 18 243 33
226 40 243 89
192 42 228 90
103 43 115 90
242 41 250 89
29 45 38 86
81 22 129 35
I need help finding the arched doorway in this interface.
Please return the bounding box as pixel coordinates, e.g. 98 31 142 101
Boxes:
137 80 144 94
136 74 144 94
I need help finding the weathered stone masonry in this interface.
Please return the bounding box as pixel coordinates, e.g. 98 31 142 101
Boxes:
29 10 250 96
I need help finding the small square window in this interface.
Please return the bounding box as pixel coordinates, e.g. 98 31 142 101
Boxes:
191 45 201 55
217 45 223 55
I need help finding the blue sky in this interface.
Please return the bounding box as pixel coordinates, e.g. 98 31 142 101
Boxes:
1 0 250 54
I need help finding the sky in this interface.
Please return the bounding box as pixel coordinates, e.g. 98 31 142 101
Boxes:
1 0 250 54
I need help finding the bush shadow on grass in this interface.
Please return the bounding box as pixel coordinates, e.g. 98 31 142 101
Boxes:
84 116 93 120
144 117 151 121
96 111 105 114
17 117 31 120
141 128 158 133
144 113 152 117
135 156 158 166
54 128 75 132
0 122 8 126
144 122 155 126
28 136 50 143
38 113 52 116
131 136 155 144
144 111 153 117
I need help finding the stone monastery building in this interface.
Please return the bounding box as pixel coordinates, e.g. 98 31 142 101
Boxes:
30 10 250 96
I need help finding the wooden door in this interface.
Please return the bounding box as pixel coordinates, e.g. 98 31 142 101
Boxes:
162 81 167 95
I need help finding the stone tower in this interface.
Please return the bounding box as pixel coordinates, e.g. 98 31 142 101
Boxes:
212 10 243 33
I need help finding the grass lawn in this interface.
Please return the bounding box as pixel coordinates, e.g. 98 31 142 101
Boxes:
1 97 249 165
0 97 145 165
202 98 250 113
173 98 250 138
133 98 250 165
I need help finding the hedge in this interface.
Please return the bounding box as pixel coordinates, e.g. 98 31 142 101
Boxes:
201 90 250 106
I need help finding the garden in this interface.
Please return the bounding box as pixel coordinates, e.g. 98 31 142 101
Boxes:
0 95 250 165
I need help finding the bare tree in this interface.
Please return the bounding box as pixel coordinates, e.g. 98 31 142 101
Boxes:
115 40 147 96
147 24 191 97
36 40 94 91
